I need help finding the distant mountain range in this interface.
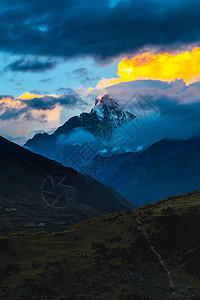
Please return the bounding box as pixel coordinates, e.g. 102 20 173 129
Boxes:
1 94 200 299
25 92 136 168
98 138 200 206
23 92 200 208
0 135 134 235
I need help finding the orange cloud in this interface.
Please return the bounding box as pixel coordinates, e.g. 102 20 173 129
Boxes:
96 47 200 89
0 96 23 109
0 96 12 103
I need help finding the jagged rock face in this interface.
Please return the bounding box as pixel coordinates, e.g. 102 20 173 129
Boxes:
53 92 135 140
90 92 135 139
25 93 136 159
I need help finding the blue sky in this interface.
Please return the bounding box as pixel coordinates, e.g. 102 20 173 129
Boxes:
1 0 200 144
0 53 119 96
1 0 200 98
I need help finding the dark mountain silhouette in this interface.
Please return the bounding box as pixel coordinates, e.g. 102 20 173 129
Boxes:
0 135 134 235
102 138 200 206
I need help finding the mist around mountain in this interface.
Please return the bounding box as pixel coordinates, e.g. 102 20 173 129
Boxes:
0 135 134 236
24 91 200 208
1 94 200 299
24 92 137 169
1 132 200 299
87 138 200 206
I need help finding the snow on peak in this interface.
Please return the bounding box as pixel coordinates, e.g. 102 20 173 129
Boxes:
91 92 136 127
95 92 118 108
96 92 112 100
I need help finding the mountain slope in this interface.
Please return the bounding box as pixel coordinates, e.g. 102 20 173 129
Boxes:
83 151 143 182
103 138 200 206
0 136 134 235
24 92 136 168
1 190 200 299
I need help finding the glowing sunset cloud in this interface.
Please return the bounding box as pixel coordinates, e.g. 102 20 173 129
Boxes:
96 47 200 89
19 92 58 100
0 96 12 103
0 96 23 109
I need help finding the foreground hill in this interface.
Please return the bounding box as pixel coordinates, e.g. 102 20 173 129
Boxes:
0 136 133 235
1 190 200 299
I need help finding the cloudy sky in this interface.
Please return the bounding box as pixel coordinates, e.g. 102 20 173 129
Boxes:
1 0 200 144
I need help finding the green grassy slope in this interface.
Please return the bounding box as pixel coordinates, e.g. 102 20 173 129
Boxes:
1 191 200 299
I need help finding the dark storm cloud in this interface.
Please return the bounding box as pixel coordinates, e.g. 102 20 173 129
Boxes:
21 93 86 111
0 107 27 121
0 90 86 121
1 0 200 61
5 59 57 72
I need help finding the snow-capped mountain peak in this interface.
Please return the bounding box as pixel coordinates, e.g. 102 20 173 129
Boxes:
95 92 119 108
25 92 136 165
91 92 135 128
